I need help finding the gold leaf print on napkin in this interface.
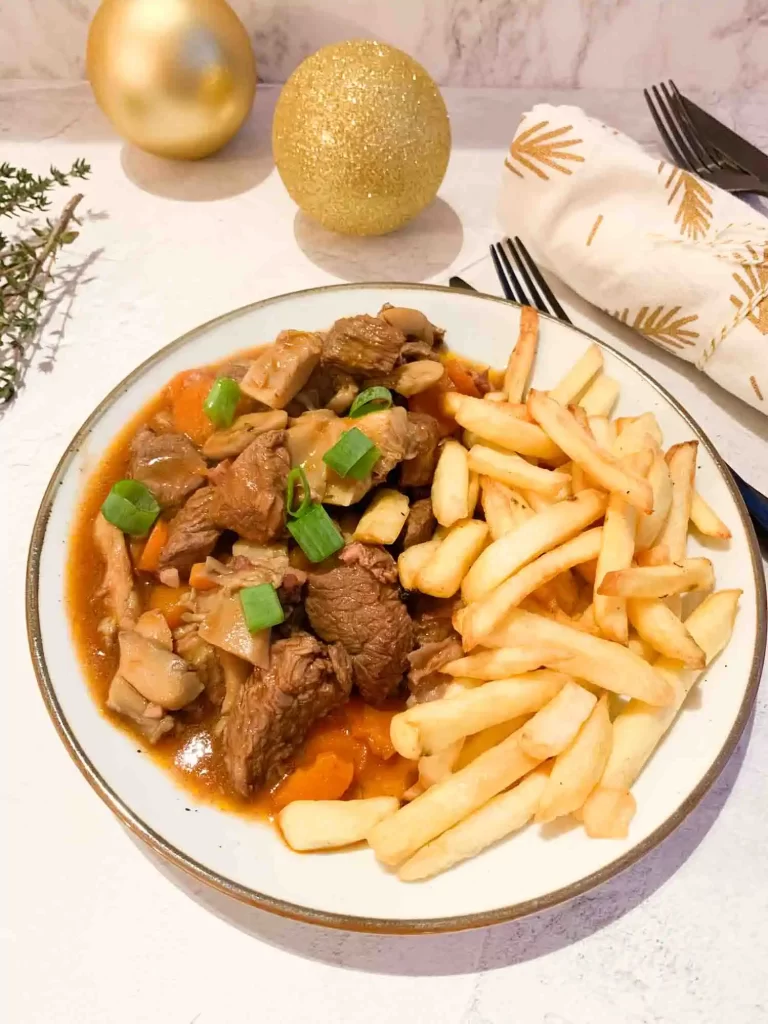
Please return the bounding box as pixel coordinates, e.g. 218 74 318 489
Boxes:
659 165 712 240
505 121 585 180
749 375 764 402
612 305 699 350
730 261 768 335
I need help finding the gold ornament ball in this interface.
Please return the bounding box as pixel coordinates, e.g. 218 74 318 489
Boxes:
273 40 451 236
87 0 256 160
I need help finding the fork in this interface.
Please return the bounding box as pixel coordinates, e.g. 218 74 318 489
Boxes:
644 81 768 197
489 237 572 324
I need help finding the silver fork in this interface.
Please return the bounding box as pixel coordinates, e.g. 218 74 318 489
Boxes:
489 237 572 324
644 81 768 196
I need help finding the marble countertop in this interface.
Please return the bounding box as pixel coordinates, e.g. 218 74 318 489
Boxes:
3 82 767 1024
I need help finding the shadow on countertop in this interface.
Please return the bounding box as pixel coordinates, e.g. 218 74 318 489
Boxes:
129 709 755 977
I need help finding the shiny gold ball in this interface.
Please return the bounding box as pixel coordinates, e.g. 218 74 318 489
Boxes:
87 0 256 160
273 40 451 236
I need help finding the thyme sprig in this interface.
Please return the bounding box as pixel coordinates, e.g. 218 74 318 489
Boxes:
1 158 90 403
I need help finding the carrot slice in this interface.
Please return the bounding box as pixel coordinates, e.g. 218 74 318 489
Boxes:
357 756 418 800
271 752 354 811
189 562 217 590
147 584 189 628
347 703 397 760
445 357 483 398
137 519 169 573
168 369 217 446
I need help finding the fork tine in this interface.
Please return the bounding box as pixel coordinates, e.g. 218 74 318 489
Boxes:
667 80 719 169
644 87 692 170
660 81 710 174
513 237 573 325
491 243 527 304
669 80 746 174
502 238 546 313
489 244 516 302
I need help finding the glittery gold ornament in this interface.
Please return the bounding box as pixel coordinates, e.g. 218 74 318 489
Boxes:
86 0 256 160
273 40 451 236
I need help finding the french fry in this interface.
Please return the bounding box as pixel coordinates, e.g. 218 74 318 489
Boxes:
480 477 534 540
587 415 617 451
598 558 714 599
484 390 507 403
612 412 663 456
579 374 619 417
443 676 486 698
568 403 591 434
431 439 470 527
690 490 732 539
482 608 675 706
398 766 550 881
279 797 399 851
527 391 653 512
443 646 565 680
468 444 570 498
367 725 542 866
582 787 637 839
552 569 580 615
520 681 598 760
417 518 489 598
635 450 673 551
535 695 612 822
397 537 442 591
627 597 705 667
627 630 657 663
519 487 560 512
418 741 464 789
594 494 636 644
593 590 741 806
658 442 697 613
461 489 607 604
354 488 410 545
389 670 570 758
504 304 539 402
635 543 670 567
461 528 604 649
443 393 562 460
454 717 528 768
549 343 604 405
467 471 480 516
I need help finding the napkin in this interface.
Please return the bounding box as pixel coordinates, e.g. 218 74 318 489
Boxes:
499 104 768 416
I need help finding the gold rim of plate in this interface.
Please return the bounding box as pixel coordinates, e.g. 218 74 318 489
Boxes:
26 282 767 935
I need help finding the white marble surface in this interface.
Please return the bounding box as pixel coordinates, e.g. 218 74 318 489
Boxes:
2 82 767 1024
2 0 768 89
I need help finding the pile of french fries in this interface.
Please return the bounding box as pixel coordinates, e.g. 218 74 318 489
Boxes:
277 306 741 882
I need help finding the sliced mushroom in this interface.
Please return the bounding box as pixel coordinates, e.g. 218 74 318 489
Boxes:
135 609 173 650
370 360 446 397
198 592 270 667
380 306 435 346
202 410 289 460
107 675 175 744
117 630 203 710
93 513 140 631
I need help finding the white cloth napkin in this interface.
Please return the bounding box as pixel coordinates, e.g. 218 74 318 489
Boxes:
499 104 768 416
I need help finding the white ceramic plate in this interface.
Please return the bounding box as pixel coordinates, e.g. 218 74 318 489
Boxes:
28 284 765 933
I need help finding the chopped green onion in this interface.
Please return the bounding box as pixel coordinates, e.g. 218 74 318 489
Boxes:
349 386 393 418
287 504 344 563
322 427 380 480
101 480 160 536
204 376 240 428
239 583 285 632
286 465 312 519
346 444 381 480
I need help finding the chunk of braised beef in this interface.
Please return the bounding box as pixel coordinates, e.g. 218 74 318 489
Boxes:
224 632 353 796
305 543 413 704
410 593 462 646
129 428 207 509
400 412 440 488
159 486 221 571
322 315 405 376
402 497 435 549
212 429 289 543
